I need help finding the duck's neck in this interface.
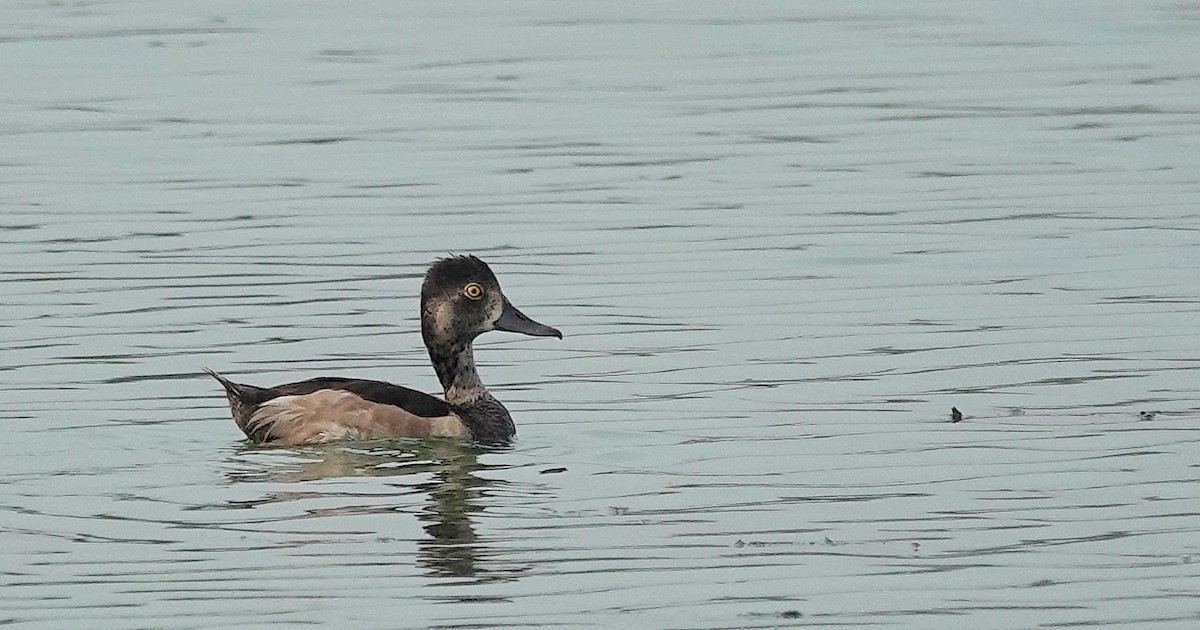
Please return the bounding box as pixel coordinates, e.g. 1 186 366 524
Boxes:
424 337 516 444
426 339 489 405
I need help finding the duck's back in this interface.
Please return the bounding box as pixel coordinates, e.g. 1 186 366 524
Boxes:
269 377 452 416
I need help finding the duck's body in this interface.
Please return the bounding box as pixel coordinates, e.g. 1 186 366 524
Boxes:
208 256 560 446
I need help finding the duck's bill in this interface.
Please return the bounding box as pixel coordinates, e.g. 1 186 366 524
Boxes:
495 298 562 339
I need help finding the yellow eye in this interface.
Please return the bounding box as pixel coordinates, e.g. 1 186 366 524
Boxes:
463 283 484 300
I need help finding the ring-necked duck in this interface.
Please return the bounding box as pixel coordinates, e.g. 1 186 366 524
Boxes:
207 255 560 446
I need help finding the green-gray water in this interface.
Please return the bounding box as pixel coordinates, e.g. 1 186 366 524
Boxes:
3 2 1199 628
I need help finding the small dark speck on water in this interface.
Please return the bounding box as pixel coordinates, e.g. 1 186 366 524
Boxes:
1138 410 1158 421
539 467 567 475
950 407 963 423
744 609 805 621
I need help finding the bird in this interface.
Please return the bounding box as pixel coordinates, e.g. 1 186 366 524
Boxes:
206 255 561 446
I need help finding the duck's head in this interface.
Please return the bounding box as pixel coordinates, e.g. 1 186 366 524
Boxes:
420 255 561 347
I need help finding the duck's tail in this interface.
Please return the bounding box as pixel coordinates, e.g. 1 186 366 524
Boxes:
204 368 265 435
204 368 240 394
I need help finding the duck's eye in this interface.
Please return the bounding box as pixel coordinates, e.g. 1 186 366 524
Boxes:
463 283 484 300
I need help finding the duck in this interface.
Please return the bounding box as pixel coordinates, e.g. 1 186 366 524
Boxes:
207 255 561 446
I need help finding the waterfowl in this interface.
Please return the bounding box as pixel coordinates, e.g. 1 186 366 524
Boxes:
207 255 561 446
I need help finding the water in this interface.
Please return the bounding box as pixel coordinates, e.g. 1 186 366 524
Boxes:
3 1 1200 628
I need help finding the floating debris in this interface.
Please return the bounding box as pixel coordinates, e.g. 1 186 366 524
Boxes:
951 407 963 423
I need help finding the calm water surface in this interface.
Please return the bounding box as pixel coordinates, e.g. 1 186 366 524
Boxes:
3 1 1200 628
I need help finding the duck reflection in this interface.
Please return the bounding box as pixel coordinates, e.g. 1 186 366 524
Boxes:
411 441 487 579
224 439 522 580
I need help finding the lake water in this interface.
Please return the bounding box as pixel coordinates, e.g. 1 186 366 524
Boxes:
3 1 1200 628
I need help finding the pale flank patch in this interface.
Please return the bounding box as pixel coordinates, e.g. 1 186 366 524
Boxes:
429 415 471 439
246 390 469 446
